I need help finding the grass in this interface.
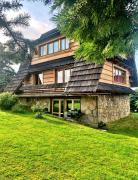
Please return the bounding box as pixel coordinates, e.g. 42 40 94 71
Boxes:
0 111 138 179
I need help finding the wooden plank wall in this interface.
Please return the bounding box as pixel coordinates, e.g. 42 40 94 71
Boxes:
43 70 55 84
31 37 78 65
24 75 34 85
99 61 130 87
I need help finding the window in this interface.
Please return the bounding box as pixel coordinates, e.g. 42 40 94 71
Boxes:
57 68 72 83
113 67 126 84
65 69 71 82
53 41 59 53
39 38 70 56
47 43 53 54
35 73 43 85
61 38 70 50
67 99 81 111
57 70 63 83
40 45 47 56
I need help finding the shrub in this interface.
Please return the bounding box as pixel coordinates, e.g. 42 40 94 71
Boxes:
0 92 18 110
130 89 138 112
12 103 29 113
31 102 48 119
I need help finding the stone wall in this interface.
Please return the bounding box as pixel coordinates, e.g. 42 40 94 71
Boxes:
98 95 130 123
80 96 98 126
19 97 51 112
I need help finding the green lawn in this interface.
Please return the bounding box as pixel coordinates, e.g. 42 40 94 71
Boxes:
0 111 138 179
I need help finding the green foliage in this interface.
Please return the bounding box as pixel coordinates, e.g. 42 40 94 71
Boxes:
12 103 29 113
0 92 18 110
130 89 138 112
43 0 138 63
31 102 48 118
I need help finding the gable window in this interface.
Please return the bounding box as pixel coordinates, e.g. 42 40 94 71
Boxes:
113 67 126 84
61 38 70 50
40 45 47 56
47 43 53 54
35 73 43 85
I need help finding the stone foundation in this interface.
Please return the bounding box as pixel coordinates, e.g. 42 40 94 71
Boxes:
98 95 130 123
19 97 51 112
80 94 130 126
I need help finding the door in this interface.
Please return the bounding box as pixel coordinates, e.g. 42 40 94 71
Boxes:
52 99 64 117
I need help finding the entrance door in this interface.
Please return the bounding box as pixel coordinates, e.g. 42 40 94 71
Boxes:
52 99 64 117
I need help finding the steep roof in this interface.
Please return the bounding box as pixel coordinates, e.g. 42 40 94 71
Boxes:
33 28 60 45
4 59 30 93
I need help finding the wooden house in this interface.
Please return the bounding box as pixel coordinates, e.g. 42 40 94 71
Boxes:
5 28 138 126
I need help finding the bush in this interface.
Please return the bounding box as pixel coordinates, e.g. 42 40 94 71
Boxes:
130 89 138 112
0 92 18 110
31 102 48 119
12 103 29 113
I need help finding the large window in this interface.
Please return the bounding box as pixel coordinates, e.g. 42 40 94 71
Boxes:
113 67 126 84
67 99 81 111
40 45 47 56
35 73 43 85
39 38 70 56
57 68 72 83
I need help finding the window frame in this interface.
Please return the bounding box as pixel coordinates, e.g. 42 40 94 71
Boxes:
56 68 72 84
39 37 70 56
113 66 126 84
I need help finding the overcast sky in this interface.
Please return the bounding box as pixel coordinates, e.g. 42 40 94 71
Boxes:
0 0 138 72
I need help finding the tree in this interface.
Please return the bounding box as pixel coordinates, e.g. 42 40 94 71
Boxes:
0 0 30 49
41 0 138 63
0 0 31 91
130 89 138 112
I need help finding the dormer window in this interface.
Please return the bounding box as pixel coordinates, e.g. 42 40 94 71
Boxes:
39 38 70 56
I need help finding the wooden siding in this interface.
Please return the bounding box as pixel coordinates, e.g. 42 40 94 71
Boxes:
99 61 130 87
32 37 78 65
43 70 55 84
24 75 34 85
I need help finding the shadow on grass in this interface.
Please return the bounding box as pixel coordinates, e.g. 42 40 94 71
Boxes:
107 113 138 139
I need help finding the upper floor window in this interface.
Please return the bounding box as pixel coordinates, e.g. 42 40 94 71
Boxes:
39 38 70 56
61 38 70 50
57 68 72 83
40 45 47 56
48 43 53 54
35 73 43 85
113 67 126 84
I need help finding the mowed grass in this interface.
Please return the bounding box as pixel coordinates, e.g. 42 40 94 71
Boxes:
0 111 138 179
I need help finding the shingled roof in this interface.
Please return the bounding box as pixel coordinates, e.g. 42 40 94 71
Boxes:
4 59 30 93
65 60 133 94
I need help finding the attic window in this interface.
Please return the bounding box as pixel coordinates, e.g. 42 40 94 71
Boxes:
35 73 43 85
113 67 126 84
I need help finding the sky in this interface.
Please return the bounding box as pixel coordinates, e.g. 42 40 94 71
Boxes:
0 0 138 72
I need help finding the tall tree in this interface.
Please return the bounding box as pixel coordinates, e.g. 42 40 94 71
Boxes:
41 0 138 63
0 0 30 49
0 0 30 91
